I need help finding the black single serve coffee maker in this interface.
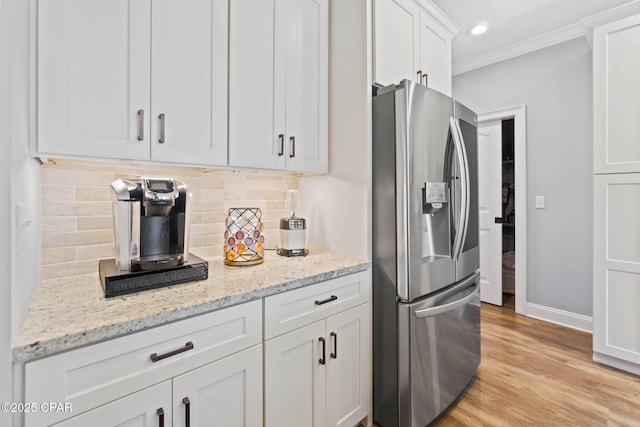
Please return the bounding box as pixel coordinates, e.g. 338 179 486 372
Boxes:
99 177 207 297
111 177 191 271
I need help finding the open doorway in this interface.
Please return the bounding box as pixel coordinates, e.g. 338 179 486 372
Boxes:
478 106 527 315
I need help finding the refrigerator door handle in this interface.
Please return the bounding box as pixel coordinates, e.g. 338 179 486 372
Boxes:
455 118 471 258
413 280 479 318
449 117 468 260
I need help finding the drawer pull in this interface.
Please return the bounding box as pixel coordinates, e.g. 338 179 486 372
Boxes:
315 295 338 306
278 134 284 156
150 341 194 363
137 109 144 141
330 332 337 359
319 337 326 365
157 408 165 427
183 397 191 427
158 113 166 143
289 136 296 158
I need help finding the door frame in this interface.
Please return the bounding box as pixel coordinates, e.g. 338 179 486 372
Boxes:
477 105 527 315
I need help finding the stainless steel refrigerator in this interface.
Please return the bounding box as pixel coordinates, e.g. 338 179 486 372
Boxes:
372 80 481 427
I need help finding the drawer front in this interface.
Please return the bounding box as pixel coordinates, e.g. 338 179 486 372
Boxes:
25 300 261 426
264 270 370 339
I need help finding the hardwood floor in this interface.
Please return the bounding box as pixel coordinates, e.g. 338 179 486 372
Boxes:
427 294 640 426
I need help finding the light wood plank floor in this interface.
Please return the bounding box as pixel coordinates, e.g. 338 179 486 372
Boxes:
427 295 640 426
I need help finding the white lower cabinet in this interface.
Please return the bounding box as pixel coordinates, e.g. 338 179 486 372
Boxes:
593 174 640 374
172 345 263 427
24 300 262 426
52 382 173 427
21 272 371 426
264 271 371 427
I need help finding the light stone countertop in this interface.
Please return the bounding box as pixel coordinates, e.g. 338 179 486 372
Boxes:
13 247 370 362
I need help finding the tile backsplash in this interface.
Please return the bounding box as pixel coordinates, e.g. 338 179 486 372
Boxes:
40 159 300 280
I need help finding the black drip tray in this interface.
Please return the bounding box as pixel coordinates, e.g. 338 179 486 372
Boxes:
99 254 208 298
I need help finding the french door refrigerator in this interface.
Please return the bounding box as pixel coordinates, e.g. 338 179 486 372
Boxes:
372 80 481 427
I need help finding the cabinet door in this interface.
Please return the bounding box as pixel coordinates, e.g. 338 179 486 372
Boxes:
372 0 420 86
593 174 640 371
51 382 171 427
228 0 281 170
419 9 451 96
265 321 327 427
172 345 263 427
326 304 370 427
275 0 329 173
594 14 640 173
150 0 227 166
37 0 151 160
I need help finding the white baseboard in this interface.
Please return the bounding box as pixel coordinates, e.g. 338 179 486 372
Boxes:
593 352 640 376
525 303 593 333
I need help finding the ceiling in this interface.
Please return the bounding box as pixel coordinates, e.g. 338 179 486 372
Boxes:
430 0 640 74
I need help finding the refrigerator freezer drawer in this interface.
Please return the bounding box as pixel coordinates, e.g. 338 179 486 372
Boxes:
398 272 480 427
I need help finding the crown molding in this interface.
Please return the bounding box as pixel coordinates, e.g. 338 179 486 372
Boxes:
415 0 460 36
452 22 586 75
582 0 640 47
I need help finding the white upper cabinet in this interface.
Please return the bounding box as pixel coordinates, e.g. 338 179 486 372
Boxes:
373 0 456 95
593 13 640 174
37 0 228 167
37 0 151 161
229 0 328 173
150 0 228 166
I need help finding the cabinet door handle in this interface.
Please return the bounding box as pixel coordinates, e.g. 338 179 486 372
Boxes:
330 332 337 359
158 113 166 143
150 341 194 363
319 337 326 365
278 134 284 156
137 109 144 141
157 408 165 427
422 72 429 86
315 295 338 306
289 136 295 158
417 70 423 83
183 397 191 427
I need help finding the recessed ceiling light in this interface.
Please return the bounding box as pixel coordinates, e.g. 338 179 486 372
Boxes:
469 23 488 36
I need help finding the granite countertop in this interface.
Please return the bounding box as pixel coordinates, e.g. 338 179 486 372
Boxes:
13 247 370 362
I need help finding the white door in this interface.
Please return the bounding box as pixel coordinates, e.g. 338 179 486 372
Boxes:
264 321 327 427
477 119 503 306
52 382 172 427
172 345 263 427
151 0 228 166
37 0 151 161
325 304 370 427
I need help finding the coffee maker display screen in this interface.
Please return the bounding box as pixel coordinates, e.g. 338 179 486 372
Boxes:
146 180 174 193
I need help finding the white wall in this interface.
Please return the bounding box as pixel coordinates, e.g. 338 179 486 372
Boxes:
453 38 593 316
299 0 371 260
0 0 13 423
10 0 40 333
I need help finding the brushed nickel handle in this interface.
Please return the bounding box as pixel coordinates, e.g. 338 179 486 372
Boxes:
183 397 190 427
330 332 337 359
158 113 165 143
319 337 326 365
315 295 337 306
157 408 164 427
417 70 423 83
137 109 144 141
278 134 284 156
150 341 194 363
289 136 295 158
422 72 429 86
